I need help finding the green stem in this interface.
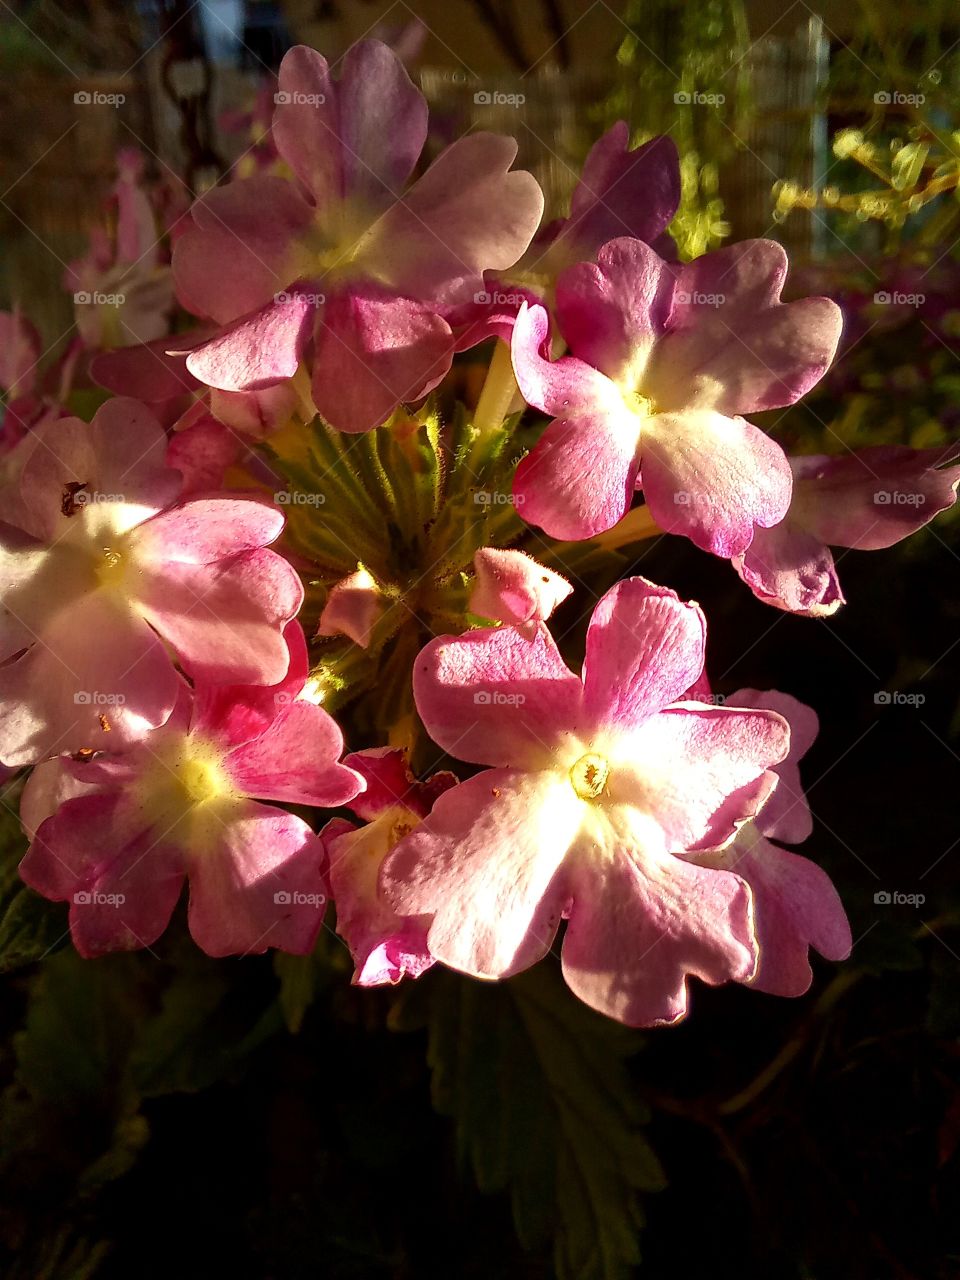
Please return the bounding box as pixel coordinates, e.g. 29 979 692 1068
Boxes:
472 339 522 439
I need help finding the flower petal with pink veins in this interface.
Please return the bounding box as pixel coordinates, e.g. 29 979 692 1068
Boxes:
166 418 242 496
413 625 584 770
133 549 303 686
173 177 315 322
733 521 844 617
21 792 185 957
186 801 328 957
640 410 793 557
0 592 179 766
609 704 790 852
361 133 544 306
470 547 572 632
643 240 842 415
561 810 757 1025
185 292 317 392
129 497 284 564
381 768 579 979
224 701 363 808
311 287 453 432
729 688 818 844
342 747 456 821
513 410 641 539
698 830 851 997
581 578 706 733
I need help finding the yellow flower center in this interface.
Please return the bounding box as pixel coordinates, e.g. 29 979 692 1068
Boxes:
569 752 610 801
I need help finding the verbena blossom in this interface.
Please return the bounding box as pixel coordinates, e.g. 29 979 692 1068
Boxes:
734 445 960 614
510 237 843 553
19 625 362 957
175 40 544 431
381 576 791 1026
0 397 302 765
469 546 572 634
690 688 851 995
324 748 455 985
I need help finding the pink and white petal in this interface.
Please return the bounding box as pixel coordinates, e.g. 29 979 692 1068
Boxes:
316 568 388 647
271 47 340 204
582 577 706 733
335 39 427 205
209 382 300 438
361 133 543 305
186 801 328 956
792 446 960 550
644 240 842 414
469 547 572 629
733 521 845 617
510 300 622 417
728 688 817 844
381 768 579 979
0 594 179 766
325 816 433 987
701 832 851 996
173 177 314 322
19 756 104 839
640 410 792 558
133 549 302 686
561 812 757 1025
311 288 453 433
514 409 642 540
223 701 362 808
413 625 583 770
166 418 242 496
609 704 790 852
555 237 675 380
129 497 283 564
191 619 309 749
185 293 316 392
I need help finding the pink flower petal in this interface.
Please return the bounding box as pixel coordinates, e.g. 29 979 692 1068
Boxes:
510 300 623 416
0 309 41 397
223 701 362 808
342 747 456 821
729 688 818 844
581 578 706 733
129 497 284 564
640 410 793 557
733 520 844 617
316 567 388 646
186 800 328 956
185 292 316 391
413 624 584 770
561 811 757 1025
381 769 579 978
90 334 204 403
469 547 572 632
311 287 453 432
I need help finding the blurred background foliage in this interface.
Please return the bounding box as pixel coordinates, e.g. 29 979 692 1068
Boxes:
0 1 958 1277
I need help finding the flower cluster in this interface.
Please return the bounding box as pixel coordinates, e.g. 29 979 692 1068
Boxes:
3 39 957 1025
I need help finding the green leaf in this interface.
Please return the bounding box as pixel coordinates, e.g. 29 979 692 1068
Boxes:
0 788 69 973
392 964 665 1279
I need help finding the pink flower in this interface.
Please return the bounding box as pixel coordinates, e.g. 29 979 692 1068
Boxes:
19 625 364 957
691 689 851 995
0 397 303 765
175 40 544 431
451 123 680 351
316 567 390 648
734 445 960 615
381 576 791 1026
324 748 456 986
469 547 572 635
511 237 843 554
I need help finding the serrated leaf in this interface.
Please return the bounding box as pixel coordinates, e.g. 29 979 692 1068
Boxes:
392 963 665 1279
